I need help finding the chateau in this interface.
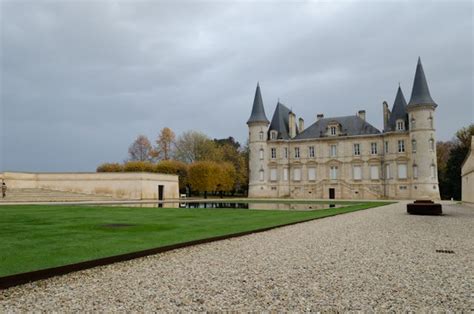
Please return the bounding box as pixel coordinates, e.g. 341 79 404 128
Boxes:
247 58 440 200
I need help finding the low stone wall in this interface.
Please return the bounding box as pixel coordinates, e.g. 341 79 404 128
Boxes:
0 172 179 200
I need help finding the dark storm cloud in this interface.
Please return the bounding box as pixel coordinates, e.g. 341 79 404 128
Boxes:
1 0 472 171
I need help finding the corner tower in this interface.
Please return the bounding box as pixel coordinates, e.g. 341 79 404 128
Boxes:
407 57 440 200
247 83 270 197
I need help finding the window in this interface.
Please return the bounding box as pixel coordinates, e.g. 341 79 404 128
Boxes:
294 147 300 159
271 148 276 159
397 164 407 179
270 169 277 181
259 131 264 140
398 140 405 153
259 169 264 181
412 139 417 153
270 131 277 140
354 144 360 156
293 168 301 181
431 164 436 178
330 126 337 135
370 165 379 180
309 146 315 158
353 165 362 180
283 147 288 159
397 120 405 131
308 168 316 181
429 138 434 151
428 115 433 129
330 166 338 180
411 116 416 129
259 149 264 160
385 141 389 154
385 164 391 179
330 145 337 157
283 168 288 181
413 165 418 178
371 143 378 155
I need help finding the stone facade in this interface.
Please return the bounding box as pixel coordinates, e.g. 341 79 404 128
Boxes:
0 172 179 200
461 136 474 204
247 59 440 200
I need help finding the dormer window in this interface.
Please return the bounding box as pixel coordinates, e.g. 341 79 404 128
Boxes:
330 126 337 135
396 120 405 131
270 131 277 140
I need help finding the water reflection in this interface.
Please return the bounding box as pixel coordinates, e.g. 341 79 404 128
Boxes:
109 202 343 211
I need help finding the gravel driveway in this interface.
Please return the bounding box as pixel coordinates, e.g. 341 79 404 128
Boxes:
1 202 472 311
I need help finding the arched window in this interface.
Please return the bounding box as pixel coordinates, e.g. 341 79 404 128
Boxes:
428 115 434 129
413 164 418 178
412 139 417 153
259 131 264 140
259 149 264 160
270 131 277 140
410 116 416 129
429 138 434 151
259 169 264 181
396 119 405 131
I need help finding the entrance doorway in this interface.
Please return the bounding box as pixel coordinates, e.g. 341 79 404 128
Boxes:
158 185 164 201
329 188 335 199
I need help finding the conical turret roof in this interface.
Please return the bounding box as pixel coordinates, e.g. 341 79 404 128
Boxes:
247 83 269 124
408 57 437 107
386 86 408 131
268 102 292 139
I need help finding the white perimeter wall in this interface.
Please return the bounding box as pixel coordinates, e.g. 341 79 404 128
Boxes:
0 172 179 200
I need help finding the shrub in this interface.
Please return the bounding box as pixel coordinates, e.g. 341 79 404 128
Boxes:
123 161 155 172
155 160 188 189
96 163 124 172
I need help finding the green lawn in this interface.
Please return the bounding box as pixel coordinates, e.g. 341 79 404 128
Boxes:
0 202 390 277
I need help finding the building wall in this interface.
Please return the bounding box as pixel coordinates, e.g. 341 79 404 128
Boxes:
0 172 179 200
461 136 474 204
248 123 441 200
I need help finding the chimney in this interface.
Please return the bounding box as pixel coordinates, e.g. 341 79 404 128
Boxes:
289 112 296 138
317 114 324 121
358 110 366 121
383 101 390 130
298 118 304 132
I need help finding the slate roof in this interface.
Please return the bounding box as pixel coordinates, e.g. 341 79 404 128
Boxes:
247 83 269 124
295 115 381 140
408 57 437 107
268 102 294 139
385 86 408 132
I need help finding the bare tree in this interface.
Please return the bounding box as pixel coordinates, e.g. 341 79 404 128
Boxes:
128 135 153 161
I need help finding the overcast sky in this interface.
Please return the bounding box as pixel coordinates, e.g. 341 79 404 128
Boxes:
1 0 473 172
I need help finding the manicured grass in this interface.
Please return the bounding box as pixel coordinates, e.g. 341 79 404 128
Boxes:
0 202 390 277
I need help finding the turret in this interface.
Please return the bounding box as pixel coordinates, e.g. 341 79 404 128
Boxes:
247 83 270 197
406 57 440 200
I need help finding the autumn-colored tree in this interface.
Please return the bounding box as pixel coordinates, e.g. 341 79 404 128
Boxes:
214 137 248 193
123 161 155 172
96 163 124 172
128 135 154 162
216 162 237 194
155 160 188 190
174 131 221 163
187 161 221 198
154 127 176 161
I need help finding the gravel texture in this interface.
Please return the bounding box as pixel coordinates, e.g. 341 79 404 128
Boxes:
1 202 473 312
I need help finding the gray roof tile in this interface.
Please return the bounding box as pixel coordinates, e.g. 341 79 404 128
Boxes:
247 83 269 124
295 115 381 140
408 57 437 107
